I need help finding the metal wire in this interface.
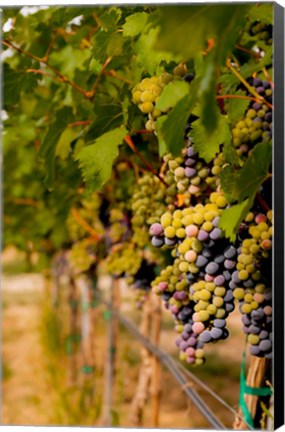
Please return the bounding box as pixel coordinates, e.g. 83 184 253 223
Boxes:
98 293 226 430
174 357 254 430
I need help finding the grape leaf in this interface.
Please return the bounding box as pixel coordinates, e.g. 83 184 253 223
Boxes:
248 3 273 25
135 27 177 75
155 5 249 61
155 116 167 157
191 113 232 162
3 64 38 107
122 12 148 37
219 197 254 242
220 141 272 202
159 80 199 156
76 126 127 191
227 91 250 124
85 102 124 142
39 107 74 190
156 80 190 112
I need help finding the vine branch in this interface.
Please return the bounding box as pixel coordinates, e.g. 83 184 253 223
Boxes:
71 207 102 241
124 135 168 187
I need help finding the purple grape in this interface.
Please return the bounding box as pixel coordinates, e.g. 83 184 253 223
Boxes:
152 236 164 247
210 228 222 240
249 325 261 334
256 86 265 94
186 146 196 157
249 345 261 356
185 158 196 167
224 259 236 270
202 248 213 258
185 167 196 178
265 352 272 359
259 340 272 352
214 275 225 286
184 324 192 333
252 102 261 110
253 77 263 87
164 237 177 246
241 315 251 326
265 112 272 122
205 262 219 275
212 216 220 227
213 319 226 328
187 337 197 347
224 246 237 259
175 337 182 347
181 331 190 340
173 291 188 301
224 290 234 302
196 255 209 268
210 327 223 340
197 230 209 241
243 326 251 334
232 271 241 284
214 254 225 264
199 330 212 343
180 341 188 351
262 80 271 89
149 223 164 236
260 330 269 340
223 271 231 281
225 303 234 313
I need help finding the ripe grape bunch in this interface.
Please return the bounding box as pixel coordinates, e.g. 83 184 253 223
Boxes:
232 210 273 359
150 191 243 365
232 77 272 157
132 73 174 132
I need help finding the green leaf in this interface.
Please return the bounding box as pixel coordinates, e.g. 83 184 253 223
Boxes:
135 27 177 75
39 107 74 190
220 141 272 202
92 28 125 63
156 80 190 112
86 102 124 142
122 12 148 37
227 91 251 124
191 113 232 162
156 116 167 157
155 5 249 61
248 4 273 25
3 64 38 107
76 127 127 191
219 197 254 242
159 80 199 156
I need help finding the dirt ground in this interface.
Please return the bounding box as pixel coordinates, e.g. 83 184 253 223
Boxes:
1 271 243 428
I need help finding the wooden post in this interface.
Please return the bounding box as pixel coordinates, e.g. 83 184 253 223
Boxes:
68 274 79 386
129 295 153 426
150 293 162 428
233 356 271 429
102 278 120 426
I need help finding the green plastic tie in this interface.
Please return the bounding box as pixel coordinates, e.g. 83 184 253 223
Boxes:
239 347 272 427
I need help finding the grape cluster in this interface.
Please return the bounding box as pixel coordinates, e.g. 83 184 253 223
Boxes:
132 73 174 132
106 243 142 278
69 239 96 273
232 211 273 358
131 173 166 248
162 139 216 207
150 192 245 364
232 78 272 157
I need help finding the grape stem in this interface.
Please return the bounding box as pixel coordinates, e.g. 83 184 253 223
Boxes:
226 59 273 110
235 44 261 59
124 135 168 187
255 192 271 213
71 207 102 241
2 39 92 99
216 94 264 104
